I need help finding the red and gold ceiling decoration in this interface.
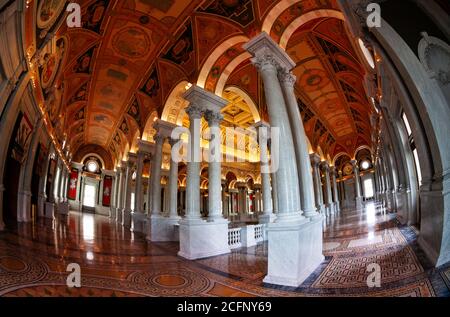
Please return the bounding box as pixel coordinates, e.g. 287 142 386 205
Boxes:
25 0 376 166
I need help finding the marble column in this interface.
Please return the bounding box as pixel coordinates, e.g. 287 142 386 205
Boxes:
148 120 178 241
116 164 126 223
146 156 153 215
168 139 180 220
254 121 275 223
244 32 323 287
205 110 226 222
310 154 325 214
111 169 120 219
236 182 248 217
134 150 145 214
122 155 135 228
183 105 203 222
279 69 318 218
221 180 228 218
331 167 340 212
351 159 363 209
150 134 164 216
247 53 303 224
271 172 278 213
338 171 346 206
178 85 230 260
321 162 333 215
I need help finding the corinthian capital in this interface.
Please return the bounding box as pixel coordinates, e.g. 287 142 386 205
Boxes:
185 105 203 120
204 110 223 126
250 53 281 73
278 69 297 87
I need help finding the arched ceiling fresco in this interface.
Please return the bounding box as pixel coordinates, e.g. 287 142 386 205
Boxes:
25 0 376 166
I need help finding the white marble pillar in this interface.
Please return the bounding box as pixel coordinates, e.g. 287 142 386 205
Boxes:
331 167 340 212
205 110 226 222
178 85 230 259
248 56 303 223
183 105 203 221
122 156 135 228
271 172 278 213
254 121 275 223
244 32 323 287
310 154 325 214
279 70 318 218
151 134 164 216
168 139 180 220
351 159 364 209
146 156 153 215
134 150 145 214
322 162 333 215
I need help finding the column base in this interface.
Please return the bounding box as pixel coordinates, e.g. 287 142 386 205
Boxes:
58 201 69 215
131 212 148 234
122 209 132 228
258 213 276 224
147 215 180 241
115 208 123 224
109 207 116 219
178 218 230 260
44 202 56 219
263 216 324 287
355 197 364 210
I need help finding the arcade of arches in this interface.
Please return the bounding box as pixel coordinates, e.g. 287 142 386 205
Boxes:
0 0 449 297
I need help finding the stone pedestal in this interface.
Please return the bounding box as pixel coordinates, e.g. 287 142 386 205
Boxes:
58 201 69 215
44 202 55 219
241 225 257 248
263 216 324 287
259 213 276 224
131 212 148 234
122 209 131 228
148 214 180 241
356 196 364 210
178 219 230 260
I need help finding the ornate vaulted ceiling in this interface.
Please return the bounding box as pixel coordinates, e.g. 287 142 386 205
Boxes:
25 0 376 166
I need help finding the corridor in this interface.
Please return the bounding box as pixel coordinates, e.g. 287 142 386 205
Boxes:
0 203 448 297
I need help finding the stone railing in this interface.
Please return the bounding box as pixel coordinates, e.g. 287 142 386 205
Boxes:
228 227 242 249
228 224 266 249
254 224 264 243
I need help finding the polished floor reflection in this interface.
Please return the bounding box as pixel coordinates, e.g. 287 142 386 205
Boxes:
0 203 449 297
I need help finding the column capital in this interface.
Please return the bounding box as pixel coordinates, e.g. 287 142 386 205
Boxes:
243 32 295 72
153 133 166 145
320 161 330 171
138 139 155 155
185 105 203 119
204 110 223 126
278 69 297 87
154 119 178 139
127 152 137 164
183 85 228 114
310 153 321 166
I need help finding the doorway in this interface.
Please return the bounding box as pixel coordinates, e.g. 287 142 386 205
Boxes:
2 113 24 227
83 183 97 209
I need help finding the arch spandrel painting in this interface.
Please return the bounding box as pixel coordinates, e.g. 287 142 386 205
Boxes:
36 0 66 30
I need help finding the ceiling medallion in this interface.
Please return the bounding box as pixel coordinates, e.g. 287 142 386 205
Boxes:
112 27 151 59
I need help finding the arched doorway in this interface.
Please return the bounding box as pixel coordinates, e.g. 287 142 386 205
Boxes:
2 113 25 227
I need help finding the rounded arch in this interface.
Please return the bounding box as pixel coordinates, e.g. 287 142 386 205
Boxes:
332 152 352 166
279 10 345 49
73 144 113 170
161 81 190 126
224 86 261 122
130 130 141 154
142 111 159 142
214 52 252 96
197 35 249 89
354 145 373 160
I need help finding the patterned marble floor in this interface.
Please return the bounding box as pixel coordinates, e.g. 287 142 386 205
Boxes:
0 203 449 297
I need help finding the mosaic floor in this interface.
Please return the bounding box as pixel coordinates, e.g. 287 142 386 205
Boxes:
0 203 449 297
